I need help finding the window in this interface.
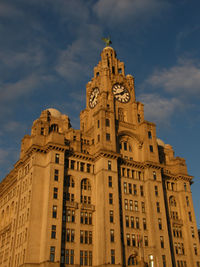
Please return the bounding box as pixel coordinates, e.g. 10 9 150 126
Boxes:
141 202 145 213
106 119 110 127
128 183 132 194
50 246 55 262
80 162 85 172
71 160 75 169
143 218 147 230
41 127 44 135
111 250 115 264
66 249 74 265
140 186 144 196
125 216 129 227
127 168 130 177
156 202 160 213
149 145 153 152
134 201 138 211
108 161 112 170
97 120 100 128
136 217 139 229
133 184 137 195
108 176 112 187
162 255 166 267
54 169 59 181
110 229 114 242
127 234 130 246
53 187 58 199
130 200 133 211
155 186 158 196
153 171 156 180
194 244 198 255
97 134 100 142
52 205 57 218
158 218 162 230
138 114 141 123
184 183 187 192
188 212 192 222
118 68 122 73
67 209 75 223
144 236 148 246
106 133 110 141
80 251 92 266
55 154 60 163
132 170 135 178
124 142 127 151
130 216 134 228
125 199 128 210
51 225 56 239
148 131 152 139
110 210 114 223
87 164 91 173
109 193 113 204
66 229 75 242
160 236 164 248
186 196 189 206
132 234 136 247
191 227 195 238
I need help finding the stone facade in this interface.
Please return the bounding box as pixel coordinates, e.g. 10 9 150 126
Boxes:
0 46 200 267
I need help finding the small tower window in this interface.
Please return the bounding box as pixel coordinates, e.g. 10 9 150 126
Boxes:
112 66 115 74
149 145 154 152
106 119 110 127
137 114 141 123
96 72 99 77
118 68 122 74
106 133 110 141
148 131 152 139
41 127 44 135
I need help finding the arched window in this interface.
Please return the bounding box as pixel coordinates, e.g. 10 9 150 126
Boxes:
169 196 176 207
49 124 59 133
128 255 138 265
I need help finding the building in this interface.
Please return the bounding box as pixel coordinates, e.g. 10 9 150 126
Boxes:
0 45 200 267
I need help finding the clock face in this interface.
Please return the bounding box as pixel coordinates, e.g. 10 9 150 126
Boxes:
89 87 99 108
112 84 130 103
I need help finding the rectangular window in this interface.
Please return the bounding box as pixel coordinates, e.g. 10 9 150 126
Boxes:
124 142 127 151
127 168 130 177
108 161 112 170
71 160 75 169
127 234 130 246
110 210 114 223
87 164 91 173
52 205 57 218
140 186 144 196
70 250 74 265
162 255 166 267
125 216 129 227
80 162 85 172
106 118 110 127
153 171 157 180
128 183 132 194
124 182 127 193
149 145 153 152
80 231 83 243
143 218 147 230
141 202 145 213
80 251 83 266
97 134 100 142
194 244 198 255
53 187 58 199
55 154 60 163
191 227 195 238
109 193 113 204
89 213 92 224
130 216 134 228
54 169 59 181
134 201 138 211
156 202 160 213
158 218 162 230
136 217 139 229
89 231 92 244
144 236 148 246
108 176 112 187
189 212 192 221
132 234 136 246
125 199 128 210
110 229 114 242
130 200 133 211
111 250 115 264
186 196 189 206
148 131 152 139
106 133 110 141
97 120 100 128
133 184 137 195
51 225 56 239
160 236 164 248
50 246 55 262
155 186 158 196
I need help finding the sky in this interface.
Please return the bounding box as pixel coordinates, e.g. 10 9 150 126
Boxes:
0 0 200 227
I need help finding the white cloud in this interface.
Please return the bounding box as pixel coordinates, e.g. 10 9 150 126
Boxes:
93 0 169 25
138 93 183 125
146 58 200 97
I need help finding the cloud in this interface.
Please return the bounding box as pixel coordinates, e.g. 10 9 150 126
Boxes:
0 2 23 18
145 58 200 97
93 0 169 26
138 93 183 125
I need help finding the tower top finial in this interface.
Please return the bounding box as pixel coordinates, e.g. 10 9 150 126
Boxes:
102 37 112 47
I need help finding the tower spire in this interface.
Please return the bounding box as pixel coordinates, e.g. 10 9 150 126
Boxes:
101 36 112 46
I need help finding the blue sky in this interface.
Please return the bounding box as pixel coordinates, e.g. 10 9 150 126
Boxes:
0 0 200 227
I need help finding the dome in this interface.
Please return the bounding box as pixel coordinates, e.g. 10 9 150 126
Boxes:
46 108 61 118
157 138 165 147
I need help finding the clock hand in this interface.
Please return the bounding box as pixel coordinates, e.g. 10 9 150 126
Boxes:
115 91 124 96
